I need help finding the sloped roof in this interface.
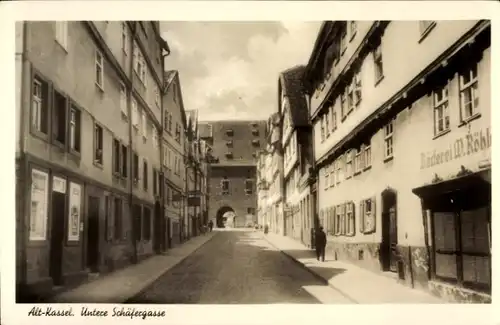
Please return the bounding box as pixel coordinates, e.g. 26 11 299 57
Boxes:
164 70 187 130
279 65 309 127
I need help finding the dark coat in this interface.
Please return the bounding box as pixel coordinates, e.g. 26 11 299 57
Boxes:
315 229 327 248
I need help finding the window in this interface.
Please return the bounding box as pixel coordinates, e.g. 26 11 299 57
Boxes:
330 105 337 131
459 64 479 121
175 123 181 142
153 169 158 196
113 139 120 175
94 124 103 165
325 111 330 137
52 90 67 145
247 207 255 215
132 98 139 128
55 21 68 50
340 91 347 120
340 27 347 54
133 42 147 85
168 113 173 133
324 167 329 190
349 21 357 40
141 111 147 138
95 49 104 89
373 45 384 83
354 149 362 174
320 116 325 142
69 106 81 153
354 72 362 104
121 22 128 54
221 179 229 195
119 83 127 117
329 163 335 188
384 121 394 160
155 85 160 106
334 204 343 235
252 139 260 147
113 197 123 241
143 207 151 241
345 150 353 179
226 129 234 136
143 159 148 191
245 179 254 194
226 140 233 147
432 207 491 292
419 21 436 36
433 84 450 135
32 77 49 134
133 152 139 183
347 83 355 114
121 144 128 178
152 126 158 148
364 144 372 168
359 197 376 234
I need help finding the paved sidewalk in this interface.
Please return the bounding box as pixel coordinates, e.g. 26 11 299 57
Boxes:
262 232 447 304
50 232 218 303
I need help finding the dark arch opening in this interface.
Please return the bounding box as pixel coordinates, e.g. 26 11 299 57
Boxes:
216 206 235 228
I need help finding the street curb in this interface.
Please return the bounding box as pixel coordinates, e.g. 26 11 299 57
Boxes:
123 232 219 303
261 233 359 304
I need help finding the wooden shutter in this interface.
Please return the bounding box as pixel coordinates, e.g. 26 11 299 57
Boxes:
350 201 356 236
341 203 346 235
359 200 365 234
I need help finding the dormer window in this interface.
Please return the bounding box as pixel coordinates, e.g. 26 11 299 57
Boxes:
226 129 234 136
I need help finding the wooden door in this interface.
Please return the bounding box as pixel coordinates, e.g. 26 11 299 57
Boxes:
49 191 66 285
86 196 100 273
389 206 398 272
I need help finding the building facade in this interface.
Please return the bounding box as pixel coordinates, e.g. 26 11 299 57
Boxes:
305 20 491 303
199 120 266 228
162 70 187 247
278 66 315 247
15 21 171 300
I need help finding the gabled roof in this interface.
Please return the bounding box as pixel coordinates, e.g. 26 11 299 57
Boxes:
164 70 187 131
185 109 199 140
278 65 309 127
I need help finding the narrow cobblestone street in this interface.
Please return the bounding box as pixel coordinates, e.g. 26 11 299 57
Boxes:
127 230 352 304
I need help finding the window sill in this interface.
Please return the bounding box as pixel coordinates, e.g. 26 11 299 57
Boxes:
383 155 394 163
69 148 81 159
52 139 66 151
30 128 50 143
433 128 451 140
363 165 372 171
93 161 104 169
458 113 481 127
418 22 437 44
374 75 385 87
350 32 356 42
353 170 362 176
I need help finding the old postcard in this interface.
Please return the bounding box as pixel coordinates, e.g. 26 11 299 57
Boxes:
1 1 497 325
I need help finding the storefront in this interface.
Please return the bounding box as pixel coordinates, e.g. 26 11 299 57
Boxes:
413 167 491 303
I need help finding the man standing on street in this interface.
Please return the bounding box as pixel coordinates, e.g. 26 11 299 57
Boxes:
208 220 213 232
315 226 327 262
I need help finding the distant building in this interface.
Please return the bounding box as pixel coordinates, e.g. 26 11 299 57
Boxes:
304 20 491 303
199 120 267 228
278 66 315 247
15 21 170 300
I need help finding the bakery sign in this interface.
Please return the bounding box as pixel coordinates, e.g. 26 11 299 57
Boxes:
420 127 491 170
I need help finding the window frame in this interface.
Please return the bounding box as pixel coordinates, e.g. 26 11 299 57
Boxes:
93 122 104 166
244 178 254 195
95 49 104 90
68 103 81 155
221 179 230 195
433 83 451 136
383 121 394 161
373 45 384 83
459 64 480 122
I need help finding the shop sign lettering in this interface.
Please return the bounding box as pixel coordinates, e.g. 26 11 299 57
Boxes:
420 127 491 170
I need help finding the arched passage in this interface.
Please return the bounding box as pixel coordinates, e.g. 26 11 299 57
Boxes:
216 206 235 228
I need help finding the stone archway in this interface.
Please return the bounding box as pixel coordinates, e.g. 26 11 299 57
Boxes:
216 206 235 228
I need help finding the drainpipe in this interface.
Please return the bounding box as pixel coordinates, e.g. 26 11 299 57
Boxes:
160 46 171 252
128 22 138 264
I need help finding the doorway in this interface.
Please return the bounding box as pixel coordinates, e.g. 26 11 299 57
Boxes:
49 189 66 286
153 201 162 253
381 188 398 273
86 196 100 273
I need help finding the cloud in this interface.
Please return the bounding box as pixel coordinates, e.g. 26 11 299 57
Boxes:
161 21 321 121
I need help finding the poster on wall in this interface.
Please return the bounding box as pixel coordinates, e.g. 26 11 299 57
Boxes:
67 182 82 241
29 169 49 241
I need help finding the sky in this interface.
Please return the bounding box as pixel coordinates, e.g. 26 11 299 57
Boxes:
160 21 322 122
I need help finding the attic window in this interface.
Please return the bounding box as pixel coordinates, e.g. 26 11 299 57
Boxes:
226 129 234 136
251 139 260 147
226 140 233 147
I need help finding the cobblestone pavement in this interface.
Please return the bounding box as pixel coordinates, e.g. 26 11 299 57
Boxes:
128 230 352 304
